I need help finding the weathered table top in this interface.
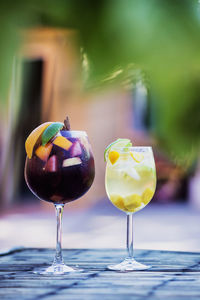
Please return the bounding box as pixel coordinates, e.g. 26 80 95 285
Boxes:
0 248 200 300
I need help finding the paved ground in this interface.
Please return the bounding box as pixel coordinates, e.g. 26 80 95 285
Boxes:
0 201 200 253
1 248 200 299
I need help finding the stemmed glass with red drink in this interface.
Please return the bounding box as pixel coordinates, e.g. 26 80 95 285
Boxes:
24 117 95 275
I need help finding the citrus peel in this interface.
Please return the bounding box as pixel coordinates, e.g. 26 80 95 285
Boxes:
104 138 132 162
25 122 52 159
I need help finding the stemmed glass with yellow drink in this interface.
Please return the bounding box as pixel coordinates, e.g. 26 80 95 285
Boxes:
105 139 156 271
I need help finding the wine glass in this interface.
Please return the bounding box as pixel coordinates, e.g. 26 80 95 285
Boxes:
105 146 156 271
25 125 95 275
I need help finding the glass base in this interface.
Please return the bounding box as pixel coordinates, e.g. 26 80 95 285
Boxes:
107 258 151 272
34 262 79 275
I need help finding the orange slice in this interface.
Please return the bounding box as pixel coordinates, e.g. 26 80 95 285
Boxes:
35 143 53 161
109 150 120 164
25 122 52 159
53 136 72 151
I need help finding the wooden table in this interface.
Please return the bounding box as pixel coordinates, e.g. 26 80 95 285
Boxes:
0 248 200 299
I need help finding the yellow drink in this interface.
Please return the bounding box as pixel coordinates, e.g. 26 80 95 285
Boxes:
105 147 156 213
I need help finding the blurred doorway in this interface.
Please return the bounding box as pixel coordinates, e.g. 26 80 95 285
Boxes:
14 59 43 202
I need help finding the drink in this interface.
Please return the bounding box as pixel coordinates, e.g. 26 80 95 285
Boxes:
105 139 156 271
105 148 156 213
24 118 95 275
25 131 95 204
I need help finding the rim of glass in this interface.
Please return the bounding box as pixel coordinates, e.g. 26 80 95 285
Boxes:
113 146 152 152
60 130 87 136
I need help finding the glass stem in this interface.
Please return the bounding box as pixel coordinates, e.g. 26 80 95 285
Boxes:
126 213 134 259
54 204 64 265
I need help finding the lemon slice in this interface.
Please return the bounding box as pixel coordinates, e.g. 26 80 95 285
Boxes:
130 151 144 163
104 138 132 162
25 122 53 159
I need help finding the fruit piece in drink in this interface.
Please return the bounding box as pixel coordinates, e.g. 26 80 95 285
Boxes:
142 188 154 205
110 194 126 211
35 143 53 161
124 194 142 211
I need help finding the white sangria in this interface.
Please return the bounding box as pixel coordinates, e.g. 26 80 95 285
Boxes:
105 139 156 271
105 147 156 213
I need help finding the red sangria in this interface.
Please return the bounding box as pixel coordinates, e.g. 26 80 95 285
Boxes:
24 117 95 274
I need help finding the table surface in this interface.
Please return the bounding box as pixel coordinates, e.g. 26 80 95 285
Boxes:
1 248 200 300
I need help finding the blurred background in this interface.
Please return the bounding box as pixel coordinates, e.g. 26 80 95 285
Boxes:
0 0 200 252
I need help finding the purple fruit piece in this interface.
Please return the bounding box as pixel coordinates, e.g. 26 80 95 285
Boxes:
80 136 90 158
70 141 82 157
45 155 58 172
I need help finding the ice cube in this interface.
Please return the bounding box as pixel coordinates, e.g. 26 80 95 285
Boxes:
45 155 58 172
135 164 154 177
114 160 140 180
62 157 82 167
123 167 140 180
70 141 82 157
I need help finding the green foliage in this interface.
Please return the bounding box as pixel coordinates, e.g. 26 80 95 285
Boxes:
0 0 200 163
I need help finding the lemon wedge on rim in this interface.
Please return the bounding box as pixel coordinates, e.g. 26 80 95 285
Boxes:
104 138 132 162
